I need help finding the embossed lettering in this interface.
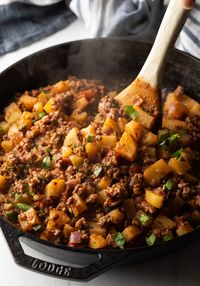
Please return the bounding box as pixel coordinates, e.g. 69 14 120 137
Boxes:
31 259 71 277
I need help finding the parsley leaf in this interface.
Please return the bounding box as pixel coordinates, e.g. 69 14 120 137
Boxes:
172 147 184 160
86 135 94 143
163 178 174 191
146 233 156 246
14 193 22 201
159 132 180 149
41 156 51 169
6 211 18 222
124 105 138 120
16 203 32 211
33 224 42 231
115 232 125 249
138 214 152 226
163 234 174 242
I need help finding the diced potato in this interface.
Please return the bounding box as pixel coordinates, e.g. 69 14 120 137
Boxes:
12 131 23 145
33 101 43 113
115 131 138 161
190 104 200 116
97 189 107 204
168 155 191 175
38 92 49 105
145 189 165 209
144 159 172 186
100 135 117 149
122 225 141 243
176 222 193 237
47 209 70 231
63 127 80 147
125 120 142 141
62 146 72 158
85 142 98 160
141 129 157 146
0 121 10 133
133 105 155 129
18 208 40 232
78 89 97 100
8 123 19 137
89 234 108 249
97 176 112 190
162 118 187 130
71 111 88 123
106 209 125 224
0 175 7 193
123 198 136 219
152 214 176 230
72 97 89 110
1 140 14 152
190 210 200 224
89 221 106 237
71 193 87 216
44 179 65 197
182 95 199 110
63 224 74 237
102 118 120 135
52 80 70 94
80 124 95 139
69 155 83 167
43 98 56 114
118 117 128 133
19 111 32 130
19 95 37 111
5 103 22 124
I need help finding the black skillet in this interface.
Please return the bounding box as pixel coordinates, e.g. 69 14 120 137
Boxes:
0 39 200 281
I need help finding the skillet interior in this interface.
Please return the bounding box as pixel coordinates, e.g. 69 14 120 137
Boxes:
0 38 200 278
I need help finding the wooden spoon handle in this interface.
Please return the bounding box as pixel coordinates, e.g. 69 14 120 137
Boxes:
139 0 190 87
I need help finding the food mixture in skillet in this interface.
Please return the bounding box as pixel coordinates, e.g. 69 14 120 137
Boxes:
0 77 200 249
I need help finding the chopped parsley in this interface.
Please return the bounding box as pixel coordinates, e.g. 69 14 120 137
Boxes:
73 143 78 149
52 155 57 161
6 211 18 222
163 234 174 242
172 147 184 160
16 203 32 211
163 178 174 191
138 214 152 226
124 105 138 120
32 111 46 124
41 156 52 169
33 224 42 231
159 131 180 150
86 135 94 143
86 169 93 176
146 233 156 246
14 193 22 201
115 232 125 249
46 147 51 155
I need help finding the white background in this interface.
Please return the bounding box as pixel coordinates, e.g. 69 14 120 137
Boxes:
0 19 200 286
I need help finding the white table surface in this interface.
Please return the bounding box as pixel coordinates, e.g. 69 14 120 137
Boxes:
0 19 200 286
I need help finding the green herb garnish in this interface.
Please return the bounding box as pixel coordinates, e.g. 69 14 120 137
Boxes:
14 193 22 201
41 156 51 169
146 233 156 246
172 147 184 160
32 111 46 124
115 232 125 249
163 178 174 191
139 214 152 226
86 135 94 143
163 234 174 242
124 105 138 120
33 224 42 231
93 165 103 177
6 211 18 222
52 155 57 161
73 143 78 149
46 147 51 155
86 169 93 176
16 203 32 211
159 132 180 149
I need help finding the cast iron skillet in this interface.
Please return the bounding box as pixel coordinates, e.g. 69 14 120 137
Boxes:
0 39 200 281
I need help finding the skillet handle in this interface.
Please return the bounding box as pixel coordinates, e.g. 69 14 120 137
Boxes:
0 220 128 281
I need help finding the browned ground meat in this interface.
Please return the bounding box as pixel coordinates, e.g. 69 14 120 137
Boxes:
0 79 199 249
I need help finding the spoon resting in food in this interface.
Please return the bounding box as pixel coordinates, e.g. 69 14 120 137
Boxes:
115 0 191 128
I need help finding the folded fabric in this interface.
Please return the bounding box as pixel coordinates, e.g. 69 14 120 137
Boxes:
0 0 75 56
69 0 200 59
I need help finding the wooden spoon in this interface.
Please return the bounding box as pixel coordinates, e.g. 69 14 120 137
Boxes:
115 0 191 121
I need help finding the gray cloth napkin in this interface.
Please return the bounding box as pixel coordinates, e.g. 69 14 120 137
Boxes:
0 0 75 55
